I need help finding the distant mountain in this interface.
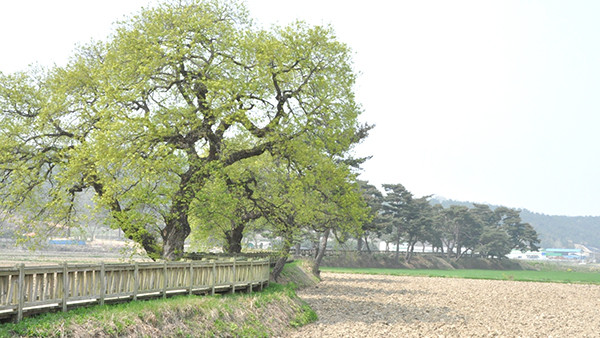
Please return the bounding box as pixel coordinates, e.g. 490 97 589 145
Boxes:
519 210 600 250
429 198 600 250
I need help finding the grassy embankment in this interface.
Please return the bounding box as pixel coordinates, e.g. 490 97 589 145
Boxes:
0 261 318 337
321 266 600 284
321 252 532 270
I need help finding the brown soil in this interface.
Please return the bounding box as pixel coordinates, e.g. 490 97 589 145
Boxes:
288 272 600 337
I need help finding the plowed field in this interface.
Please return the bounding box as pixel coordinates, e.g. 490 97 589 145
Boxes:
288 272 600 337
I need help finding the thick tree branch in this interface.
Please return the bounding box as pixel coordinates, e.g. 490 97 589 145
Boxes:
222 141 273 167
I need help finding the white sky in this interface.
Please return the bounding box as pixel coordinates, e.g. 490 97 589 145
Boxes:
1 1 599 216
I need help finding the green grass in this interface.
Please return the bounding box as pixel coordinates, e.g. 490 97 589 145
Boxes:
321 266 600 284
0 282 316 337
278 260 320 288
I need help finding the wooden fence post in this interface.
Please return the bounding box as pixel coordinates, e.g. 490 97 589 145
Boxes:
231 257 236 294
260 260 267 291
248 259 254 293
162 261 167 299
62 262 68 312
188 262 193 296
211 261 216 296
99 263 105 306
133 262 139 301
17 264 24 322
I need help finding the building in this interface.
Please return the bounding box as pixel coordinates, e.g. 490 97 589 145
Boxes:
543 248 584 260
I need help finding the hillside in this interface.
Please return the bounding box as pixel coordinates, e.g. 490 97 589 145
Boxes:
430 198 600 250
519 210 600 250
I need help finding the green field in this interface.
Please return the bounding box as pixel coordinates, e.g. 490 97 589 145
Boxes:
321 267 600 284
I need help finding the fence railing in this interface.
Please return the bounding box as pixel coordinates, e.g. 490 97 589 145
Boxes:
0 258 270 322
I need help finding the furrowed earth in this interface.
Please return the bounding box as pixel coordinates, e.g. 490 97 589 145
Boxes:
286 272 600 337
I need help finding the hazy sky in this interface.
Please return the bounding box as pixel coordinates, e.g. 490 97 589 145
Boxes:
1 1 599 216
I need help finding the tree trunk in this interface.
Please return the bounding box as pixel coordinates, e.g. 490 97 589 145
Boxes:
357 236 363 252
224 223 244 254
161 217 190 261
454 232 461 259
405 239 416 263
271 240 292 281
295 242 301 256
446 242 454 259
162 196 192 261
364 234 371 253
313 229 330 278
271 255 288 282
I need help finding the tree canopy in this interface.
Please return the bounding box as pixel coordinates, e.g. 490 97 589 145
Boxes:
369 185 540 260
0 0 368 260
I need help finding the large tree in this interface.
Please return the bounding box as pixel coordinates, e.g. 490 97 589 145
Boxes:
438 205 479 259
381 184 413 259
0 0 366 260
402 196 433 262
493 207 540 253
246 143 368 280
356 180 384 252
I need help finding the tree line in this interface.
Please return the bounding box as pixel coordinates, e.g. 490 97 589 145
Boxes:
357 182 540 263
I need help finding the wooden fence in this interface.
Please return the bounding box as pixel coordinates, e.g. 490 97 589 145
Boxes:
0 258 270 322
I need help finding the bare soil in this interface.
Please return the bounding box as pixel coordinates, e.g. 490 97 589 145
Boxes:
288 272 600 337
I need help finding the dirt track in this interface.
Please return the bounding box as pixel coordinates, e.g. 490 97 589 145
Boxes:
289 272 600 337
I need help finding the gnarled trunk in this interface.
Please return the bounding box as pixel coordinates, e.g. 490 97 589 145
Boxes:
313 228 330 278
161 194 192 261
162 218 190 261
271 240 292 281
224 223 244 253
406 240 416 263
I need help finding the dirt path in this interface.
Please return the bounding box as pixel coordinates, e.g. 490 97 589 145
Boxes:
287 272 600 337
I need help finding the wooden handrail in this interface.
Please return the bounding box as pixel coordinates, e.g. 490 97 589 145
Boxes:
0 258 270 323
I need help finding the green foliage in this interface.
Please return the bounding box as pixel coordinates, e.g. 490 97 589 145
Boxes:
357 180 384 236
380 184 413 248
290 304 318 328
0 0 367 259
372 184 540 260
379 184 436 261
477 227 512 258
429 203 540 259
